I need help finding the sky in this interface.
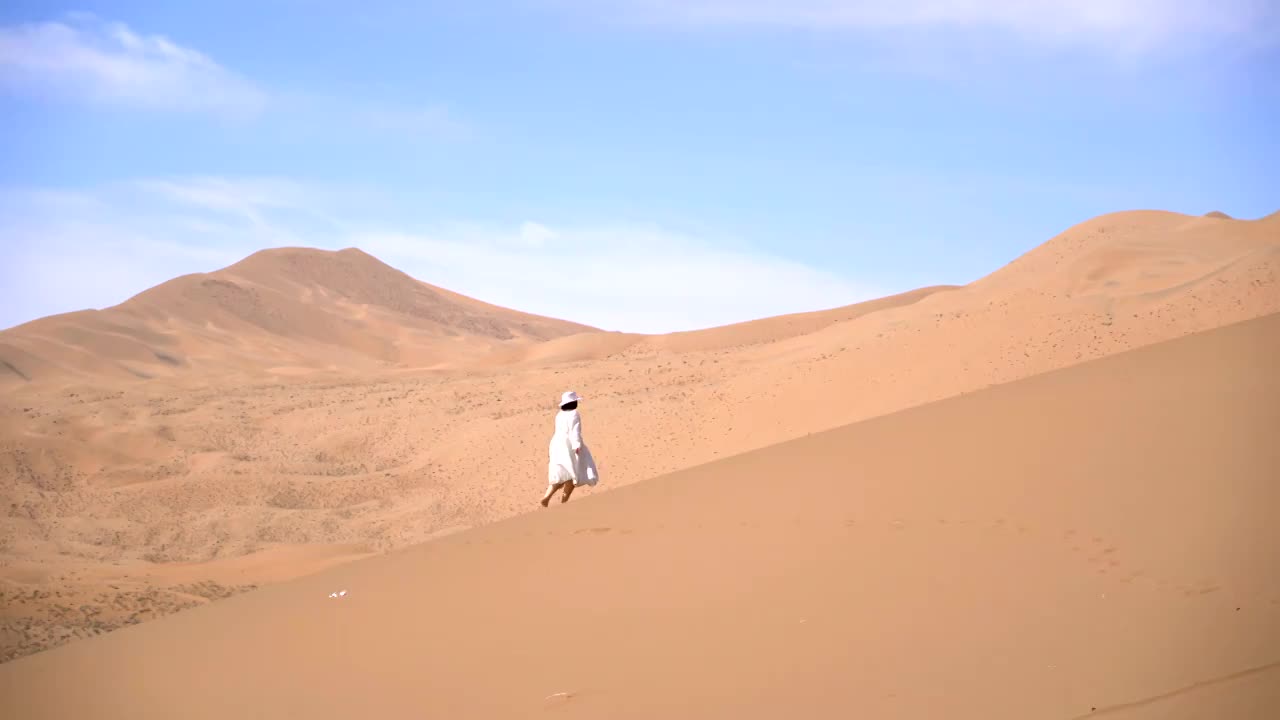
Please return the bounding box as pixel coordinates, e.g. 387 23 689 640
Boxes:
1 1 1277 333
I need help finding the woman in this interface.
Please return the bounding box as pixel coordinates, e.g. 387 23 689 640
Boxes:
542 390 599 507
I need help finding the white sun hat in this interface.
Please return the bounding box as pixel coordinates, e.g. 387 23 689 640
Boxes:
559 391 581 407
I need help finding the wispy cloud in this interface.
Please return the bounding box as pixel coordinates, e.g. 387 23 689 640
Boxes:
0 13 266 114
558 0 1279 56
0 177 878 333
0 13 472 139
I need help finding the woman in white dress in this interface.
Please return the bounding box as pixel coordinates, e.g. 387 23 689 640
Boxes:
542 390 599 507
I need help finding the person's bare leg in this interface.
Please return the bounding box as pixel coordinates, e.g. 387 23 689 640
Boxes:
541 482 563 507
560 481 576 503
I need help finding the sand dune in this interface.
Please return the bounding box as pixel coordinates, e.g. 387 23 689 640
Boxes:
0 247 597 385
1 208 1277 665
3 311 1277 719
479 284 959 368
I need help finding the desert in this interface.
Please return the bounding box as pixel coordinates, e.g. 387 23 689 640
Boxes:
4 3 1280 715
2 207 1279 716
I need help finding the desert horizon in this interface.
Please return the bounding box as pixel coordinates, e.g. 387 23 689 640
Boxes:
4 206 1275 385
4 206 1274 336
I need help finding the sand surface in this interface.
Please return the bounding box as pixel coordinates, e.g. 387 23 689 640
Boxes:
1 207 1278 675
2 309 1278 718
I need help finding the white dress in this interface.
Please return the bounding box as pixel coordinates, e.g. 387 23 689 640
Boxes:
547 409 599 487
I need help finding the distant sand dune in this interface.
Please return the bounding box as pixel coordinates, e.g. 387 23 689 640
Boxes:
0 247 597 384
479 284 957 368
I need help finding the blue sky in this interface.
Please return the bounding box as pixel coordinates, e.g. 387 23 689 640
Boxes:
2 1 1277 332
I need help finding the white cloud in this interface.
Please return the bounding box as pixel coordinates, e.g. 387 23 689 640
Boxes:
562 0 1278 54
0 15 469 138
0 178 879 334
0 14 266 114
